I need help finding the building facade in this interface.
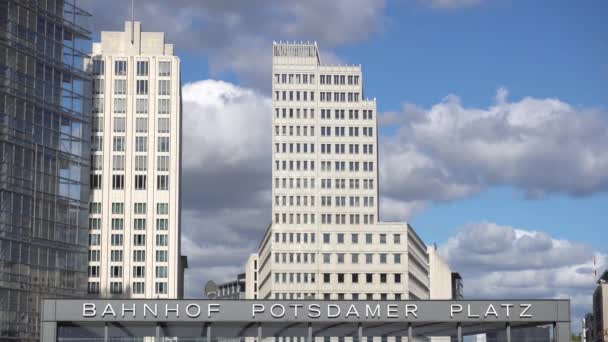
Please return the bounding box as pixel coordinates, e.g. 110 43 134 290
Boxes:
254 42 436 301
86 21 184 299
0 1 92 340
592 271 608 342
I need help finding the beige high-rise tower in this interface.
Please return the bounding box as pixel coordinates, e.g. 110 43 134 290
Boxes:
86 21 185 298
254 42 433 301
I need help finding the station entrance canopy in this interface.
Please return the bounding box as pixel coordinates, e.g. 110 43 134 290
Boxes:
41 299 570 341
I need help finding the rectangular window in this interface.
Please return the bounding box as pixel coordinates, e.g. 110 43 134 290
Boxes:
93 78 104 94
113 117 125 132
136 98 148 114
134 175 147 190
134 218 146 230
112 155 124 171
111 234 123 246
114 79 126 95
90 175 102 189
158 118 170 133
158 99 171 114
156 218 169 230
155 282 167 294
156 234 168 246
136 61 149 76
114 98 126 113
92 59 104 75
92 98 104 113
135 156 147 171
112 175 124 189
156 250 168 262
133 250 146 262
136 118 148 133
157 156 170 171
112 136 125 151
158 137 170 152
157 203 169 215
156 266 168 278
134 203 147 214
114 60 127 75
110 282 123 294
159 61 171 76
89 202 102 214
157 175 169 190
158 80 171 95
110 250 123 262
136 136 147 152
136 79 148 95
132 282 145 294
92 136 103 151
133 234 146 246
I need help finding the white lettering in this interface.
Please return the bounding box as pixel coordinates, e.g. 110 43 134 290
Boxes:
467 305 480 318
144 304 157 318
327 304 341 318
308 304 321 318
208 304 220 318
450 304 463 318
83 303 96 317
387 304 398 318
290 304 303 318
252 304 265 318
405 304 418 318
484 304 498 318
102 304 116 317
345 304 360 318
122 304 136 318
501 304 514 318
366 304 380 318
271 304 285 318
166 304 179 318
186 304 201 318
520 304 532 318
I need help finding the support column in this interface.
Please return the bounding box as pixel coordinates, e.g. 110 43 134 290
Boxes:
505 323 511 342
358 323 363 342
207 323 212 342
308 323 312 342
104 323 109 342
555 322 571 342
40 322 57 342
457 323 462 342
258 322 263 342
407 323 413 342
156 324 161 342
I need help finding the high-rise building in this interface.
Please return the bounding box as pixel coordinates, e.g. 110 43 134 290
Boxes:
86 21 185 299
0 1 92 340
253 42 440 300
592 270 608 342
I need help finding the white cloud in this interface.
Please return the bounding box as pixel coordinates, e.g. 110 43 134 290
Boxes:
419 0 485 10
439 222 606 329
379 88 608 221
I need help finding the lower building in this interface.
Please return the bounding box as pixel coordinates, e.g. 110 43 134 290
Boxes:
592 271 608 341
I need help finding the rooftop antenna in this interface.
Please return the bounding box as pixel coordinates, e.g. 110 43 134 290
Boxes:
131 0 134 44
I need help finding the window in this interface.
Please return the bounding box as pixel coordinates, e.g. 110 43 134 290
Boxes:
135 156 147 171
366 273 373 283
134 218 146 230
88 282 100 294
136 136 147 152
134 175 147 190
337 233 344 244
91 155 102 170
133 234 146 246
158 137 170 152
157 156 170 171
93 78 104 94
157 203 169 215
111 234 123 246
394 234 401 244
92 136 103 151
156 218 169 230
352 274 359 283
337 273 345 283
158 80 171 95
132 282 145 294
365 254 373 264
112 136 125 152
112 202 124 214
351 234 359 244
155 282 167 294
88 266 99 277
112 155 124 171
92 98 104 113
110 282 123 294
114 79 126 95
110 250 123 262
114 98 126 113
159 61 171 76
156 266 168 278
114 60 127 75
380 234 387 244
158 118 170 133
365 233 373 244
89 218 101 230
156 234 168 246
394 254 401 264
92 117 103 132
323 253 330 264
380 273 387 283
351 253 359 264
136 79 148 95
136 98 148 114
380 254 387 264
92 59 104 75
89 202 102 214
90 175 102 189
323 233 330 243
395 274 402 283
113 117 125 132
88 234 100 246
323 274 330 283
134 203 147 214
158 99 170 114
133 250 146 262
156 250 168 262
112 175 124 189
337 253 345 264
111 218 123 230
157 175 169 190
136 118 148 132
136 61 149 76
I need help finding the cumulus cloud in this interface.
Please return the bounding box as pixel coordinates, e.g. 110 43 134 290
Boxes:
84 0 386 89
380 88 608 221
439 222 606 328
180 80 271 297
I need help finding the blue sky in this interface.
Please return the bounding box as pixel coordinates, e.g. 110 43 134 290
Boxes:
91 0 608 324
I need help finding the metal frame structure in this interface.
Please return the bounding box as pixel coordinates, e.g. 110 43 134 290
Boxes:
41 299 570 341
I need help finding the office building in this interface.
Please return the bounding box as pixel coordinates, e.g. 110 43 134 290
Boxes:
0 1 92 340
252 42 445 300
86 21 185 298
591 270 608 341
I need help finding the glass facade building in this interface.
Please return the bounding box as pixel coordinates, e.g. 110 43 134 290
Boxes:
0 0 91 340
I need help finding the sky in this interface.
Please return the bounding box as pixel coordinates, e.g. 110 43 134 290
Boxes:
85 0 608 330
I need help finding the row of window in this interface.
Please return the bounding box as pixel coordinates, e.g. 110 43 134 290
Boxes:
274 195 315 207
273 252 402 265
273 178 375 190
93 136 170 152
319 92 360 102
89 218 168 231
92 98 171 115
274 73 316 85
272 293 403 301
97 117 172 133
273 213 376 225
273 272 402 285
88 250 168 263
90 174 170 190
89 202 169 215
272 195 375 208
91 154 171 172
87 281 168 295
88 265 168 279
319 74 360 86
319 143 374 154
273 160 375 173
92 60 172 77
88 233 168 247
274 90 315 102
273 125 374 137
273 108 374 121
92 79 172 96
